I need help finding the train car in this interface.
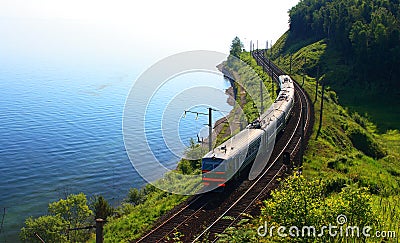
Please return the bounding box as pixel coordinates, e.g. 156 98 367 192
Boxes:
277 75 295 122
201 75 295 189
202 128 264 188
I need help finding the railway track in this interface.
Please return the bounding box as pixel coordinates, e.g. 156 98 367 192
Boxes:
135 51 313 243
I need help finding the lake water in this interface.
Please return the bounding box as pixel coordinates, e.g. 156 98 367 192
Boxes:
0 58 232 241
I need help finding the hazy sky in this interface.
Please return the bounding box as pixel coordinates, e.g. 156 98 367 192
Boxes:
0 0 299 66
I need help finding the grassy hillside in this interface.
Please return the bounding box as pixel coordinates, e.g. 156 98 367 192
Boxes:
271 32 400 191
271 31 400 132
218 33 400 242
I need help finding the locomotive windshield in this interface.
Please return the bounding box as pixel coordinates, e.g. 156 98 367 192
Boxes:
202 158 225 172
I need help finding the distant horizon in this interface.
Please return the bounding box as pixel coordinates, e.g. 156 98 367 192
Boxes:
0 0 299 69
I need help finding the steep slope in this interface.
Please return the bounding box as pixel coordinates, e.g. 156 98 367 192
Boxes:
217 1 400 241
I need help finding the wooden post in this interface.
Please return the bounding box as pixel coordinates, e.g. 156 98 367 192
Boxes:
96 219 105 243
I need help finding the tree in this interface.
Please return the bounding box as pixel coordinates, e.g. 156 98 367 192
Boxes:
230 36 243 58
287 0 400 86
91 196 114 220
20 193 93 242
48 193 92 225
20 215 68 243
125 188 146 206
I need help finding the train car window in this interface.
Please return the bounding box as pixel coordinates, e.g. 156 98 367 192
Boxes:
214 163 225 172
202 158 224 171
265 132 268 144
227 159 233 172
202 163 213 171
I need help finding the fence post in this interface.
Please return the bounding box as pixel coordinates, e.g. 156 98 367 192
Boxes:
96 219 105 243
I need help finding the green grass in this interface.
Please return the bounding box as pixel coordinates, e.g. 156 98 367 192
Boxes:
333 89 400 132
103 189 187 242
100 170 205 242
371 195 400 236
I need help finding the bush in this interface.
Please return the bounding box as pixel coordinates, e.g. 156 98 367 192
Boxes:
347 127 386 159
325 176 351 194
327 156 354 173
220 175 378 242
177 159 193 175
125 188 146 206
352 112 368 129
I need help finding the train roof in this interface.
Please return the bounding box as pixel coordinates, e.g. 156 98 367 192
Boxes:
203 128 263 160
280 77 294 90
202 75 294 162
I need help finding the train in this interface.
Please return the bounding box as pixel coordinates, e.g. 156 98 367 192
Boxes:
201 75 295 188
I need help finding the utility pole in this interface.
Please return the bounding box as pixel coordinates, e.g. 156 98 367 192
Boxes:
270 57 275 98
250 40 252 53
269 57 272 76
208 108 212 151
271 74 275 99
260 79 264 114
289 53 293 75
300 106 306 171
184 108 215 151
270 40 273 56
316 79 325 139
302 56 306 86
315 66 319 103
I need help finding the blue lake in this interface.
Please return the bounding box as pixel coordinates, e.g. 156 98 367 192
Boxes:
0 58 232 241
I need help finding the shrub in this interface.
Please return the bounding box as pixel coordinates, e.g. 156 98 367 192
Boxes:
347 127 386 159
125 188 146 206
